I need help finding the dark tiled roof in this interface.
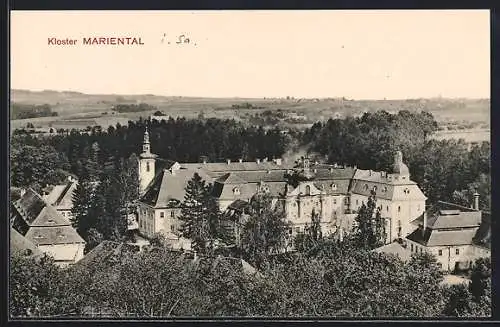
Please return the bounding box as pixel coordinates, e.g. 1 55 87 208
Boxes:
10 228 43 256
13 189 46 224
140 168 213 208
25 225 85 246
12 189 85 246
73 240 139 269
215 173 248 184
407 227 477 247
411 201 481 230
310 167 356 180
181 161 295 172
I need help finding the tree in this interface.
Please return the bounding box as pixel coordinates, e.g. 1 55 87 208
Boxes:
240 193 290 267
178 173 223 255
352 195 386 249
294 209 323 253
443 258 491 317
71 169 94 237
10 253 78 317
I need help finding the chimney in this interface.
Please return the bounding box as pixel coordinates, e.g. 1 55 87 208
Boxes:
473 191 480 210
227 159 231 165
353 165 357 170
263 157 268 163
369 170 372 176
256 158 261 164
239 158 243 163
422 211 427 237
274 158 282 166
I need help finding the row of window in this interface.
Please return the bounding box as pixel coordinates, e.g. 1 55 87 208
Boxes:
159 211 176 218
410 244 461 256
438 248 460 256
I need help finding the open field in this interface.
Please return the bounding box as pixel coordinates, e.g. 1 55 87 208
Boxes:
432 129 490 143
11 90 490 140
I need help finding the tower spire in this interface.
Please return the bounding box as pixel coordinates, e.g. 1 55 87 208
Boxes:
143 126 151 154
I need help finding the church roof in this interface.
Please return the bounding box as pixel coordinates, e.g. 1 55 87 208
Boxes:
181 160 295 172
140 168 214 208
349 177 426 201
215 173 248 185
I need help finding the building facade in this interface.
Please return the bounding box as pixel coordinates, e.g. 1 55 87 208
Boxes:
406 200 491 271
136 128 427 247
11 189 86 267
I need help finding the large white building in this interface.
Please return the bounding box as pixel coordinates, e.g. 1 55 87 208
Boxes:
136 128 427 246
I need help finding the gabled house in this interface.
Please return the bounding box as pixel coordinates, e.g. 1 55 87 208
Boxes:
11 188 86 267
406 198 490 271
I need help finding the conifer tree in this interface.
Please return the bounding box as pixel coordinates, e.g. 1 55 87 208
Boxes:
71 168 94 238
352 194 386 249
179 173 223 255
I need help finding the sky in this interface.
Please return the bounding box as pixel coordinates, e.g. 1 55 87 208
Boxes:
10 10 490 99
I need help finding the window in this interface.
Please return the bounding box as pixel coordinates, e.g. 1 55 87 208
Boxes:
333 199 337 205
160 212 165 218
364 184 369 191
372 186 378 192
456 249 460 255
387 206 389 212
288 228 293 235
305 185 311 195
171 225 175 232
344 198 349 205
420 248 423 254
411 244 413 252
356 199 359 206
146 162 150 172
398 206 401 213
331 183 337 190
438 250 443 256
233 187 240 195
171 211 175 218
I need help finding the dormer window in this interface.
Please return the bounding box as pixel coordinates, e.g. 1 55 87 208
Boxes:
305 185 311 195
372 186 378 192
363 184 369 191
233 187 241 195
34 234 44 239
331 183 337 191
404 188 410 195
382 186 388 193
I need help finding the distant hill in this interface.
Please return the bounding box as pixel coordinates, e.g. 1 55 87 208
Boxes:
10 89 490 131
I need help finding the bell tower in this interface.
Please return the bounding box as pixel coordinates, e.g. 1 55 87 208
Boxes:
139 127 157 195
